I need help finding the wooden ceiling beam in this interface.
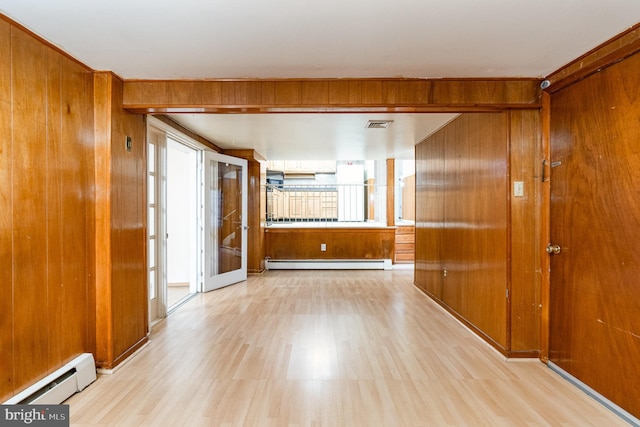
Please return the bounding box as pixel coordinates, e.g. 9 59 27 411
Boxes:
123 78 542 114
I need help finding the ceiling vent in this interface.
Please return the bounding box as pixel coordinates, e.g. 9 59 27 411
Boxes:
366 120 393 129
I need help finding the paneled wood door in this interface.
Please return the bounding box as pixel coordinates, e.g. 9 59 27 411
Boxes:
549 52 640 418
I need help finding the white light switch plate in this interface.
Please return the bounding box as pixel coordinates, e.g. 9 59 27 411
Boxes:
513 181 524 197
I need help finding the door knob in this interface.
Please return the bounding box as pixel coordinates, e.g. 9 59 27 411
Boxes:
546 244 561 255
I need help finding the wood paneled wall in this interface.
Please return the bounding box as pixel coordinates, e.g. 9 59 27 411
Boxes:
0 20 95 400
415 111 541 356
265 227 395 261
0 17 148 398
122 79 541 113
509 110 542 353
94 72 148 370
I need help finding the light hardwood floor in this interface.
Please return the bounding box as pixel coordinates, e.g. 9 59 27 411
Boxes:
67 269 627 426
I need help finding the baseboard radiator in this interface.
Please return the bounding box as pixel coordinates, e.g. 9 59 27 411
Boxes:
265 259 392 270
4 353 97 405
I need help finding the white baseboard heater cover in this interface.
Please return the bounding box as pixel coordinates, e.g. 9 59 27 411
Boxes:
4 353 97 405
266 259 392 270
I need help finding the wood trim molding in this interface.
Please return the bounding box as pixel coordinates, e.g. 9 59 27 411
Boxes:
539 92 551 363
153 115 222 152
93 72 114 366
544 22 640 93
122 78 541 113
96 335 149 371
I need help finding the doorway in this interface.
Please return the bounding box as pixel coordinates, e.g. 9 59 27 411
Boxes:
166 138 198 309
147 117 248 326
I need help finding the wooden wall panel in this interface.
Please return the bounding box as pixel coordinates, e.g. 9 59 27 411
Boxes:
1 23 95 398
265 228 395 261
549 51 640 418
414 134 444 300
0 17 13 400
431 80 536 105
415 113 509 352
45 48 65 369
93 72 114 365
509 109 541 353
11 26 50 391
110 75 148 366
59 56 94 363
446 113 508 349
88 72 149 371
0 20 93 400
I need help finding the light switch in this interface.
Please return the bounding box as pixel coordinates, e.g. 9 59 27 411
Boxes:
320 243 326 251
513 181 524 197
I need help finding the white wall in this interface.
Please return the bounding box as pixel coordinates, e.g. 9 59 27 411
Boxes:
166 139 197 284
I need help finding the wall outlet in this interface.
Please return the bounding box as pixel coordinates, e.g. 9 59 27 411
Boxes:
320 243 326 251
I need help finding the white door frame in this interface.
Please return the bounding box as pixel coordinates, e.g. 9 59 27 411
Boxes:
202 150 248 292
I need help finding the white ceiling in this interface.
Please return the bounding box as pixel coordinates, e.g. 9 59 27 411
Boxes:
167 113 459 160
2 1 639 160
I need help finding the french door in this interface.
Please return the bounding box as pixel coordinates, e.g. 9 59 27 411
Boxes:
148 118 248 327
202 151 248 292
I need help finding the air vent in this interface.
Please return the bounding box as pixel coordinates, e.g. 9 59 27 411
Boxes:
366 120 393 129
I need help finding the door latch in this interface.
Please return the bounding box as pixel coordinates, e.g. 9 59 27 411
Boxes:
546 244 561 255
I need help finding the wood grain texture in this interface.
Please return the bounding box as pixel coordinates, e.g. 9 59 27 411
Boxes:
93 72 115 366
415 113 509 352
0 17 13 401
386 159 395 227
93 72 148 370
11 26 50 391
66 270 628 427
110 75 148 366
1 24 95 398
394 225 415 263
122 79 540 113
46 48 65 370
59 55 94 364
549 50 640 418
446 113 509 349
509 109 542 353
414 132 444 300
265 227 395 261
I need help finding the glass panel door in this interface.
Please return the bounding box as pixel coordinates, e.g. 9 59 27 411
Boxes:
147 129 167 323
202 151 248 292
